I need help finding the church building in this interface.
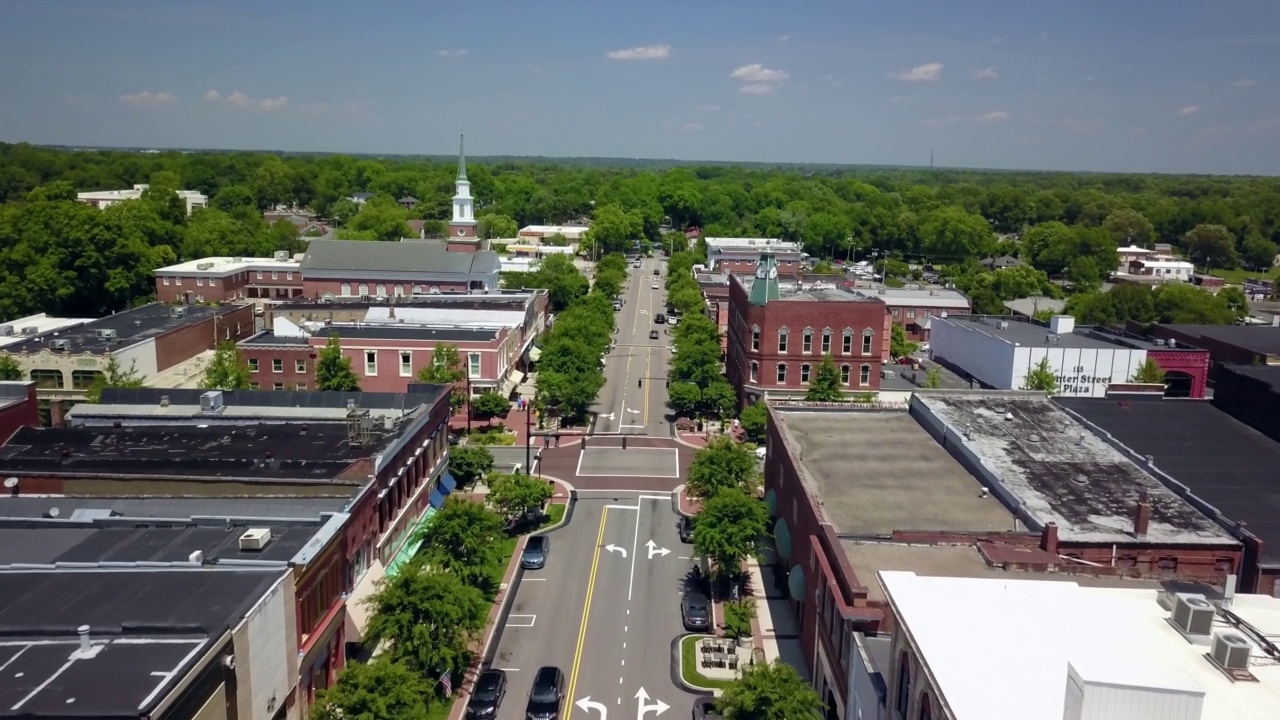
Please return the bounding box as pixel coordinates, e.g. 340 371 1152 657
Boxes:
447 135 484 253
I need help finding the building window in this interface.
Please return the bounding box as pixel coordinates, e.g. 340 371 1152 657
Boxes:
468 353 482 379
1157 557 1178 572
163 277 170 285
365 351 377 376
750 361 758 382
175 277 182 286
358 283 370 297
862 329 874 355
295 360 307 373
196 277 204 286
273 382 284 391
256 271 263 280
778 327 789 353
272 358 283 373
896 653 912 717
394 284 405 297
821 328 832 354
751 325 761 352
295 382 308 391
919 695 933 720
842 329 853 355
271 271 279 280
248 358 259 373
376 284 387 297
249 381 260 390
341 283 351 296
841 365 851 385
802 328 813 354
860 364 871 386
776 363 787 383
892 308 900 317
287 272 293 280
400 351 412 377
801 364 811 384
906 309 916 319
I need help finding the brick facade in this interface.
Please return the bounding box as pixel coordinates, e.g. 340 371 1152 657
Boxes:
155 262 305 303
0 382 39 441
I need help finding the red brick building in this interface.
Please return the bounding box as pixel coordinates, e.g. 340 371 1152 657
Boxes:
725 255 891 405
298 239 500 298
705 238 805 277
154 253 305 303
0 381 39 441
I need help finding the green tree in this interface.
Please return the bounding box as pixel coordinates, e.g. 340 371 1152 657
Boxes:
0 355 22 382
470 391 510 424
924 367 942 389
738 402 769 444
717 660 824 720
200 341 251 390
487 472 554 520
314 660 433 720
1183 224 1239 271
85 356 145 403
448 444 495 488
1022 357 1060 393
528 253 590 312
418 343 466 410
693 488 770 580
477 213 518 240
315 334 360 391
889 323 918 358
686 436 759 501
583 203 642 254
1131 359 1166 384
417 496 507 591
363 562 488 682
338 197 413 242
804 355 844 402
1103 208 1156 248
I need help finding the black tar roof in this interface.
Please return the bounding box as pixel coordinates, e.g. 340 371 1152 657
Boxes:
0 424 386 482
97 385 447 411
0 496 348 520
322 324 500 342
4 302 234 354
1057 397 1280 566
0 519 320 565
1158 324 1280 356
0 570 283 718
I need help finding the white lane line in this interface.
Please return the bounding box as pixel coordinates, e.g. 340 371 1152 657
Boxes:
678 556 692 560
621 659 625 666
605 504 639 511
507 614 537 628
522 577 547 581
498 668 520 672
627 497 642 601
619 677 624 684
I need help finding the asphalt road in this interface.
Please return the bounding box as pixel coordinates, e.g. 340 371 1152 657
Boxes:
594 257 672 437
485 497 703 720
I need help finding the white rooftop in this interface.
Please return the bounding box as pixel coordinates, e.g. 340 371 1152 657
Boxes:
1138 259 1196 269
880 571 1280 720
362 306 524 328
0 314 95 348
518 225 591 236
856 286 971 308
1118 245 1156 254
155 255 304 275
704 237 802 250
78 184 206 200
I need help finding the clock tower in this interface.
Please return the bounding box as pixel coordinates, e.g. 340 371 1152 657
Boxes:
447 134 482 253
748 253 781 305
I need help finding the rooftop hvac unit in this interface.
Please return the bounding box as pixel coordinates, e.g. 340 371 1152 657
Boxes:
95 328 118 340
1171 593 1216 636
20 326 38 336
0 325 11 336
238 527 273 551
196 262 214 271
231 257 243 263
1210 632 1252 671
997 321 1009 330
49 339 71 351
171 306 188 317
274 250 290 262
199 390 224 412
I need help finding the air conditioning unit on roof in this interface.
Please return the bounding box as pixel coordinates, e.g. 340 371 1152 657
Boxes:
1170 593 1216 636
1210 631 1252 671
238 528 273 551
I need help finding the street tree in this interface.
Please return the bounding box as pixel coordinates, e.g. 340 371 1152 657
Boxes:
1102 208 1156 248
0 355 22 381
529 253 590 312
1022 357 1060 393
418 343 467 410
716 660 825 720
448 445 494 488
583 203 642 254
85 356 146 403
693 488 770 580
470 392 510 424
315 334 360 391
889 323 918 358
314 660 433 720
1183 224 1239 271
686 436 759 500
487 472 554 521
417 496 507 591
737 402 768 444
363 562 488 682
1131 358 1166 384
804 355 844 402
478 213 518 240
201 341 251 390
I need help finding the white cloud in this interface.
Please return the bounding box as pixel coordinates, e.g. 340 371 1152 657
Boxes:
731 64 790 84
701 105 720 111
891 62 943 82
204 89 289 112
777 35 790 42
971 67 998 80
1176 105 1199 116
436 49 468 57
606 44 670 61
1231 78 1257 87
119 90 178 108
921 110 1009 127
739 83 777 95
681 123 703 132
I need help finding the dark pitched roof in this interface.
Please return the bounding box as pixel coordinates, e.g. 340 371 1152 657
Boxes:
301 239 499 276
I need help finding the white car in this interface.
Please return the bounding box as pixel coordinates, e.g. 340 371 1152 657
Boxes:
754 446 766 460
651 281 660 289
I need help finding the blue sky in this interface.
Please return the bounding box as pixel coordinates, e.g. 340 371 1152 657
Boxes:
2 0 1279 174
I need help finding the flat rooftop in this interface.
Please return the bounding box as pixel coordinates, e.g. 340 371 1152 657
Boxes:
704 237 800 250
0 496 348 520
3 303 234 354
301 238 499 276
155 255 302 275
772 410 1016 535
0 313 96 348
361 306 526 327
943 314 1121 349
854 286 971 309
258 323 501 343
1160 324 1280 356
879 571 1280 720
914 394 1239 545
738 276 883 304
270 293 539 313
0 424 390 482
1058 397 1280 566
0 569 284 718
83 386 445 419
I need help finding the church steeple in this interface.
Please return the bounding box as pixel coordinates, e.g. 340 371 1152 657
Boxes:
457 134 467 181
448 134 479 252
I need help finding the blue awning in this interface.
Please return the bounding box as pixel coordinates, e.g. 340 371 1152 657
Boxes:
440 471 457 494
774 517 792 559
764 488 778 516
429 488 446 509
789 565 807 603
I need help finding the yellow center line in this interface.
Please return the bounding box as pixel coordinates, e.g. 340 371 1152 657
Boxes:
564 507 609 720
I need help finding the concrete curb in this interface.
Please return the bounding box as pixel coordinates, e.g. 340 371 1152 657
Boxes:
539 488 578 534
673 634 725 696
673 433 709 450
673 484 693 517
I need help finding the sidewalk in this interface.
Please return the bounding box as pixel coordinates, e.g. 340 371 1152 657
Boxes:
745 558 808 678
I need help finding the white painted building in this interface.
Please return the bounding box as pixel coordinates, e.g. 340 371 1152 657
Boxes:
78 184 209 215
1128 257 1196 282
930 315 1147 397
870 570 1280 720
517 225 591 242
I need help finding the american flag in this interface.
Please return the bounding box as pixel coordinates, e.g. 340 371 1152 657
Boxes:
441 672 453 698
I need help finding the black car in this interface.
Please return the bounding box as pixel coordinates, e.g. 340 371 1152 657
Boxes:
682 591 712 631
467 670 507 719
526 666 565 720
678 515 695 544
692 697 723 720
655 314 666 324
649 329 660 340
522 535 550 570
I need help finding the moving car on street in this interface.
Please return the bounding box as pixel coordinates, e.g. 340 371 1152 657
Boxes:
655 313 666 324
649 329 660 340
525 666 566 720
681 591 712 631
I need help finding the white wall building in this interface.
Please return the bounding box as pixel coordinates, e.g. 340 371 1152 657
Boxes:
78 184 209 215
930 315 1147 397
872 570 1280 720
1128 258 1197 282
517 225 591 243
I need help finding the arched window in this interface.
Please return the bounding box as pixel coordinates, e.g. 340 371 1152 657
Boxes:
358 283 370 297
375 284 387 297
394 284 405 297
778 327 789 353
919 694 933 720
842 328 853 355
776 363 787 383
800 364 811 383
802 327 813 354
750 361 759 382
751 325 761 352
862 328 874 355
895 652 912 716
840 364 851 385
340 283 352 296
821 328 832 354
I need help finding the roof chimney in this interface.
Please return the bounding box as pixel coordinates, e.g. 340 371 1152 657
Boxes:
77 625 91 652
1041 522 1059 555
1133 501 1152 538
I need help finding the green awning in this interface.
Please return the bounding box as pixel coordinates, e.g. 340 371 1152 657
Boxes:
774 517 792 560
789 565 806 602
386 507 438 578
528 346 543 362
764 488 778 516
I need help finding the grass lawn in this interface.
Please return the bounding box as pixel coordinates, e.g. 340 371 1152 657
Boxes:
540 503 566 529
1208 267 1273 285
679 635 733 690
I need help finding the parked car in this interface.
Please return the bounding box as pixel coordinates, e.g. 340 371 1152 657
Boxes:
651 281 660 289
681 591 712 631
521 535 550 570
655 314 666 324
649 330 660 340
613 300 623 311
526 667 566 720
678 515 695 543
467 670 507 719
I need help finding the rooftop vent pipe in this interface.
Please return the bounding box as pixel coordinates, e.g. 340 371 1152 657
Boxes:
78 625 91 652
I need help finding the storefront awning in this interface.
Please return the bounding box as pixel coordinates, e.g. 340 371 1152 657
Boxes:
764 488 778 516
440 471 457 494
386 507 437 579
774 517 792 560
788 565 806 602
528 346 543 362
429 488 446 510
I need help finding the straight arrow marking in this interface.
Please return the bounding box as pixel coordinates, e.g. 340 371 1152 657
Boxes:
635 688 670 720
645 540 671 559
604 544 627 558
